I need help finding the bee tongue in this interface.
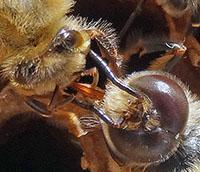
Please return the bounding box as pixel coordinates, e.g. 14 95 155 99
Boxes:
89 50 143 99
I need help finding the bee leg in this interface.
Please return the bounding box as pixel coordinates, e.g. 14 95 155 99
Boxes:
89 50 144 99
119 0 145 39
86 29 122 76
25 97 52 117
48 85 75 110
73 98 125 128
25 87 75 117
72 82 104 100
81 67 99 88
149 42 187 71
87 29 118 58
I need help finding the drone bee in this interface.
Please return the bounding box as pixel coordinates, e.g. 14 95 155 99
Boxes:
95 70 200 172
0 0 140 119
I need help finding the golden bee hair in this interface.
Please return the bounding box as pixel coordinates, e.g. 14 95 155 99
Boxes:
0 0 119 96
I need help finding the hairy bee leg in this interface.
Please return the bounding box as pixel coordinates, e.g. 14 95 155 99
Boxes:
81 67 99 88
97 44 123 77
119 0 145 39
149 42 187 71
86 30 118 58
86 30 123 77
89 50 144 99
73 98 125 128
48 85 59 106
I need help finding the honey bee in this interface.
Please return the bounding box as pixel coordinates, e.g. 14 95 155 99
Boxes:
0 1 199 172
0 0 139 117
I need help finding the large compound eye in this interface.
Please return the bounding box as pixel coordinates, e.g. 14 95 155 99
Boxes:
102 71 189 166
50 28 84 53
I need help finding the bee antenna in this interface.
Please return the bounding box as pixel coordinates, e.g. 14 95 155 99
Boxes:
89 50 143 99
119 0 145 39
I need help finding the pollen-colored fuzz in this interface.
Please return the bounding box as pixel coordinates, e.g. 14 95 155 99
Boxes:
0 0 75 62
0 0 75 37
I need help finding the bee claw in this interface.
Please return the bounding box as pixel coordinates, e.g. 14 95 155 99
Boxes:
80 67 99 88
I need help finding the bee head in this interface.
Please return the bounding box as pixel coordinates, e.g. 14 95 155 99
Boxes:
101 71 189 166
1 27 91 95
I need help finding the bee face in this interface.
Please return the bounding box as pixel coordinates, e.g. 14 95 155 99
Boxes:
101 71 200 170
1 27 90 95
0 0 119 96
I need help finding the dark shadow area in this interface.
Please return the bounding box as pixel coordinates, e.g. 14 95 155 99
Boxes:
0 112 87 172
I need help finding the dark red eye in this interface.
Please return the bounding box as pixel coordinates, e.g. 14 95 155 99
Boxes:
102 71 189 166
